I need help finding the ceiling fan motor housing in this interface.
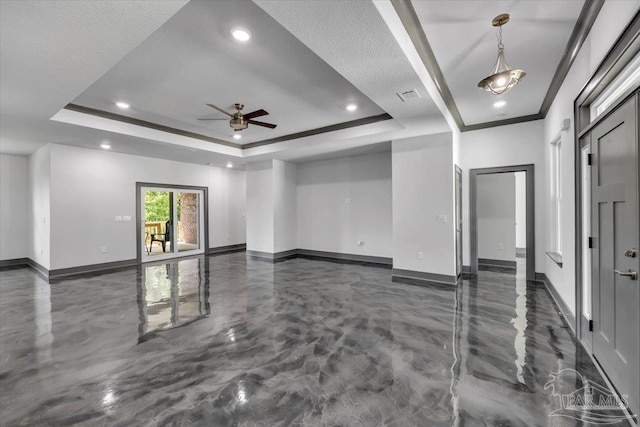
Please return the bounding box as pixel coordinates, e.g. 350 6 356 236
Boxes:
230 116 247 130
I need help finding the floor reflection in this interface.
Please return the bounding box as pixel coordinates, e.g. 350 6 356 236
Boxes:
137 257 209 342
0 253 631 426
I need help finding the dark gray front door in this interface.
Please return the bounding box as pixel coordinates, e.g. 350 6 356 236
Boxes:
590 94 639 416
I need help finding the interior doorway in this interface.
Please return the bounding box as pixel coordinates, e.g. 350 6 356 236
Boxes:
469 165 535 281
136 183 209 263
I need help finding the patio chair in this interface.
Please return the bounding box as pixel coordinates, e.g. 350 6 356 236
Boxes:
149 221 171 253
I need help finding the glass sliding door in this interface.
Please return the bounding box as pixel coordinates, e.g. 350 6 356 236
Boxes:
141 186 204 262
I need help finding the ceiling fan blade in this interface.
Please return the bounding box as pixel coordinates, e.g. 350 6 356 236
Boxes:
197 118 228 120
243 109 269 120
206 103 233 117
248 119 277 129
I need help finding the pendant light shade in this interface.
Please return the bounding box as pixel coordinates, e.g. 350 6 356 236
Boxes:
478 14 526 95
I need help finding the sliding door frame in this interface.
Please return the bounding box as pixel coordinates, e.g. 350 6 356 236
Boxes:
136 182 209 263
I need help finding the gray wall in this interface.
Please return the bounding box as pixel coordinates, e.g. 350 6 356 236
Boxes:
392 133 456 276
477 173 516 262
515 171 527 249
48 144 245 270
0 154 30 260
297 151 392 257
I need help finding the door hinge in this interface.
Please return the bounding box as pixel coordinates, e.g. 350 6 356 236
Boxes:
588 237 594 248
587 153 593 165
588 319 593 331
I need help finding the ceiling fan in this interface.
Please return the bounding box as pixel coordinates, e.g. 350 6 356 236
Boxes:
198 103 277 131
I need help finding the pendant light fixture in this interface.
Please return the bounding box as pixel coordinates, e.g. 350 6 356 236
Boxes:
478 14 526 95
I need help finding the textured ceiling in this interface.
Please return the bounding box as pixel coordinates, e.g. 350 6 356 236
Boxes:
0 0 612 165
412 0 585 125
0 0 189 155
71 0 386 146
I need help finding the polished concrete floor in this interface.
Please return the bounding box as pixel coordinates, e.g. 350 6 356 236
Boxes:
0 253 632 426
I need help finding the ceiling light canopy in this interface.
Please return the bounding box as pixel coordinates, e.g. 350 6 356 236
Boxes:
478 14 526 95
231 27 251 42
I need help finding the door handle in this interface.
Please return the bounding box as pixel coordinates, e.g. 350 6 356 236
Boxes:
614 269 638 280
624 248 637 258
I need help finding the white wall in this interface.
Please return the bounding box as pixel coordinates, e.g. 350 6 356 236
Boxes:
48 144 246 270
0 154 30 260
29 145 51 269
477 173 516 261
297 151 392 257
246 160 274 253
515 171 526 249
543 1 640 315
459 120 545 270
392 133 456 276
273 160 297 253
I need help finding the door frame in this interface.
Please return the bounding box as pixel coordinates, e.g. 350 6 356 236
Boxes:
573 11 640 343
469 164 535 281
455 165 463 278
136 182 209 263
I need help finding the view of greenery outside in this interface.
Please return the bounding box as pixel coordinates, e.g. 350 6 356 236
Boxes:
144 191 181 223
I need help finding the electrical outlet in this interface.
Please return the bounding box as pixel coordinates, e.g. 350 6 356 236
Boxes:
498 243 504 250
101 246 107 253
418 251 424 260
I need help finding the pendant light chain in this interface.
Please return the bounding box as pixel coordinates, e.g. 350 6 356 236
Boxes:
497 25 504 50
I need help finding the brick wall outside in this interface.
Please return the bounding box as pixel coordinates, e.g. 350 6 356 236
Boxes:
179 193 198 244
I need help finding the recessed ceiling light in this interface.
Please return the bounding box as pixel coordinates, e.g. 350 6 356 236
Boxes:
115 101 130 109
493 100 506 108
231 27 251 42
346 103 357 111
227 162 233 168
233 133 242 140
100 143 111 150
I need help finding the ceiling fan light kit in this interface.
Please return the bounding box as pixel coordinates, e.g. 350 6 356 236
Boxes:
198 102 277 132
478 13 526 95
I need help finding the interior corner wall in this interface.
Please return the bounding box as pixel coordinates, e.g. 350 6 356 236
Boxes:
542 1 640 315
0 154 30 260
392 133 456 276
296 151 392 258
273 159 297 253
477 173 516 261
28 145 51 269
246 160 274 253
459 120 545 271
48 144 246 270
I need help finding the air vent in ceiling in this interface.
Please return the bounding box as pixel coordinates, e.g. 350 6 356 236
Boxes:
397 89 422 102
